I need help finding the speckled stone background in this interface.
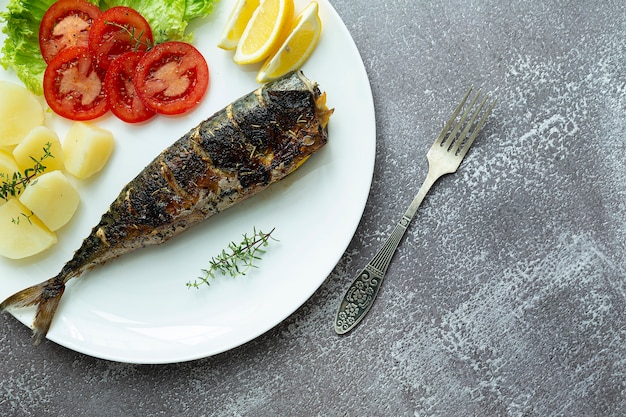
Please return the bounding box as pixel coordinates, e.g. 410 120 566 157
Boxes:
2 0 625 415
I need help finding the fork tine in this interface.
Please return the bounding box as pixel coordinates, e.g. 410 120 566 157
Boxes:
434 86 473 146
445 89 481 150
451 92 488 155
455 95 496 159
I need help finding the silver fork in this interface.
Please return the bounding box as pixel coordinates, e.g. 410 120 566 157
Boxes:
334 86 496 335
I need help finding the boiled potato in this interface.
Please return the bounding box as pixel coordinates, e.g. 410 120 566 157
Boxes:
0 149 19 181
13 126 65 173
0 81 44 147
0 150 19 207
19 170 79 231
64 122 114 179
0 199 57 259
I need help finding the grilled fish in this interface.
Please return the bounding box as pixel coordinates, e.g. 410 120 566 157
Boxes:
1 71 333 345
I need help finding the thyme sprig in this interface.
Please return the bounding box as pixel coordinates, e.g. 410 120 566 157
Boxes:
11 211 34 225
187 227 277 288
0 142 53 201
105 21 155 52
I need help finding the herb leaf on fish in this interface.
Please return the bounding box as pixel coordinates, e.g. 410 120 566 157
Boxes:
187 227 277 288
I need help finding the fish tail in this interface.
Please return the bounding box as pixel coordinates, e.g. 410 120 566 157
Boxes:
1 276 65 346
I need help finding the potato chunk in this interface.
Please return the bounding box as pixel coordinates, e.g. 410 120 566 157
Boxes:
63 122 115 179
0 81 44 146
19 170 80 231
0 199 57 259
12 126 65 174
0 149 19 181
0 150 19 207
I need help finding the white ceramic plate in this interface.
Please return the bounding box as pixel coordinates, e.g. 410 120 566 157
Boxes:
0 0 375 363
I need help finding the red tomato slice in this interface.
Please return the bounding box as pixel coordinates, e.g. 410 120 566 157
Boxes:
39 0 102 63
104 51 156 123
134 42 209 116
89 6 153 71
43 46 109 121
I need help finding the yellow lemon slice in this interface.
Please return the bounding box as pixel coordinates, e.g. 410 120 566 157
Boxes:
233 0 294 65
217 0 261 50
256 1 322 83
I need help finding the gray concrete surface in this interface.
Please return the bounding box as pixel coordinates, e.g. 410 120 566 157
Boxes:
2 0 625 415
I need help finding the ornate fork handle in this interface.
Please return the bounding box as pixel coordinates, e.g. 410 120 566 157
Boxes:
334 174 437 335
333 218 407 335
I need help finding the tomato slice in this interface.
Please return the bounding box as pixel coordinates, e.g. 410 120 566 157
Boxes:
89 6 153 71
43 46 109 121
104 51 156 123
39 0 102 63
134 42 209 116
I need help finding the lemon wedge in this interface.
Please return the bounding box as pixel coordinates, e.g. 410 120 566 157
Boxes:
256 1 322 83
217 0 261 50
233 0 294 65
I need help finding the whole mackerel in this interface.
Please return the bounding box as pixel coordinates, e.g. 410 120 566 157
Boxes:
1 71 333 345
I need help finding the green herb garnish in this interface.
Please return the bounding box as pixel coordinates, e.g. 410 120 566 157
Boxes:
11 210 34 225
187 227 277 288
104 21 156 51
0 142 53 201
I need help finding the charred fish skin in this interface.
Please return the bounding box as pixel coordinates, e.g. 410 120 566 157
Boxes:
1 71 333 345
94 71 331 256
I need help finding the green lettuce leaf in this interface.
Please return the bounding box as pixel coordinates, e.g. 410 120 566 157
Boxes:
102 0 216 43
0 0 215 95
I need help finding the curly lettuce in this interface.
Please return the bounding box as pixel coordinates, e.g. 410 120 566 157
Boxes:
1 0 216 95
105 0 216 43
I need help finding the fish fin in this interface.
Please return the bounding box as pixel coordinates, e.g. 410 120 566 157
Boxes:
1 277 65 346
